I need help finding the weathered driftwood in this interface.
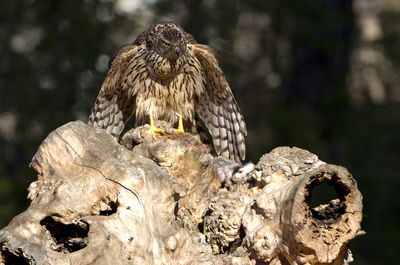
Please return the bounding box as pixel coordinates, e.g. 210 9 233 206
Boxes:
0 121 363 265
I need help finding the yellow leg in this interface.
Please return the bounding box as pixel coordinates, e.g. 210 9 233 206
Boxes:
142 111 165 139
176 115 185 133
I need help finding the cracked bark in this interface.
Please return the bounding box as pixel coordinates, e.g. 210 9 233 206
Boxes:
0 121 363 265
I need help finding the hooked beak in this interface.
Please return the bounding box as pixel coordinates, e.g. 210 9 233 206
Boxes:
175 47 180 55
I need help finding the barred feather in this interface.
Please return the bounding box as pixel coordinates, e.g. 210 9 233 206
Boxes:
192 44 247 162
88 22 246 162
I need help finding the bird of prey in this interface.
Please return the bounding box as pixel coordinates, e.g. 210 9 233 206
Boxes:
88 22 247 163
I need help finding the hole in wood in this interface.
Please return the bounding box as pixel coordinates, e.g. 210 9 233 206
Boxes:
0 247 30 265
40 216 89 253
197 209 213 233
231 224 246 251
99 200 119 216
305 174 350 223
197 219 205 234
307 179 338 209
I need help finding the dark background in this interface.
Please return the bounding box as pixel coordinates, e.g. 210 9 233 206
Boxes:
1 0 399 263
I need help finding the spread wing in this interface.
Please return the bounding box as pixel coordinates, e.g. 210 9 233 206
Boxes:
88 44 140 137
191 44 247 163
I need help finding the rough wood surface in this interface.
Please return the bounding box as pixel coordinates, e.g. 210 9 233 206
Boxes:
0 121 363 265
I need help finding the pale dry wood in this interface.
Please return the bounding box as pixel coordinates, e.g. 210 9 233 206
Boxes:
0 121 363 265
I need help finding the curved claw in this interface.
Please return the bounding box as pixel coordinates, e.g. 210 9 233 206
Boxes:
142 126 165 139
142 110 165 139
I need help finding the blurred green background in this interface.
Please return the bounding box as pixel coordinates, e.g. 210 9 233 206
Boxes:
1 0 399 263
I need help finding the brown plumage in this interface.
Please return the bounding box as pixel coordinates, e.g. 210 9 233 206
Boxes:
88 22 247 162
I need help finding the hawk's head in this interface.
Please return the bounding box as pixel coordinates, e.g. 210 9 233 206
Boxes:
152 22 187 60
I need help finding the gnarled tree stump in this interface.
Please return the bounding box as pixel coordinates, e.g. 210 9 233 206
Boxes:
0 121 363 264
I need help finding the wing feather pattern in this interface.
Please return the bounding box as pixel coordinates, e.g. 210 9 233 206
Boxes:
88 44 140 137
191 44 247 163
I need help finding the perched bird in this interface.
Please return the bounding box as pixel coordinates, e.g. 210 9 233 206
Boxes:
88 22 247 163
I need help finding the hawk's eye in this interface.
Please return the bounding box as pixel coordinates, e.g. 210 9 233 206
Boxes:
163 42 169 48
180 40 184 46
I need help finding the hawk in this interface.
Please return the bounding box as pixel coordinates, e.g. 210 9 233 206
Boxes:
88 22 247 163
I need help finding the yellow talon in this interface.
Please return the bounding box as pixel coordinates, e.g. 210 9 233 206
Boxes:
176 115 185 133
142 111 165 139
